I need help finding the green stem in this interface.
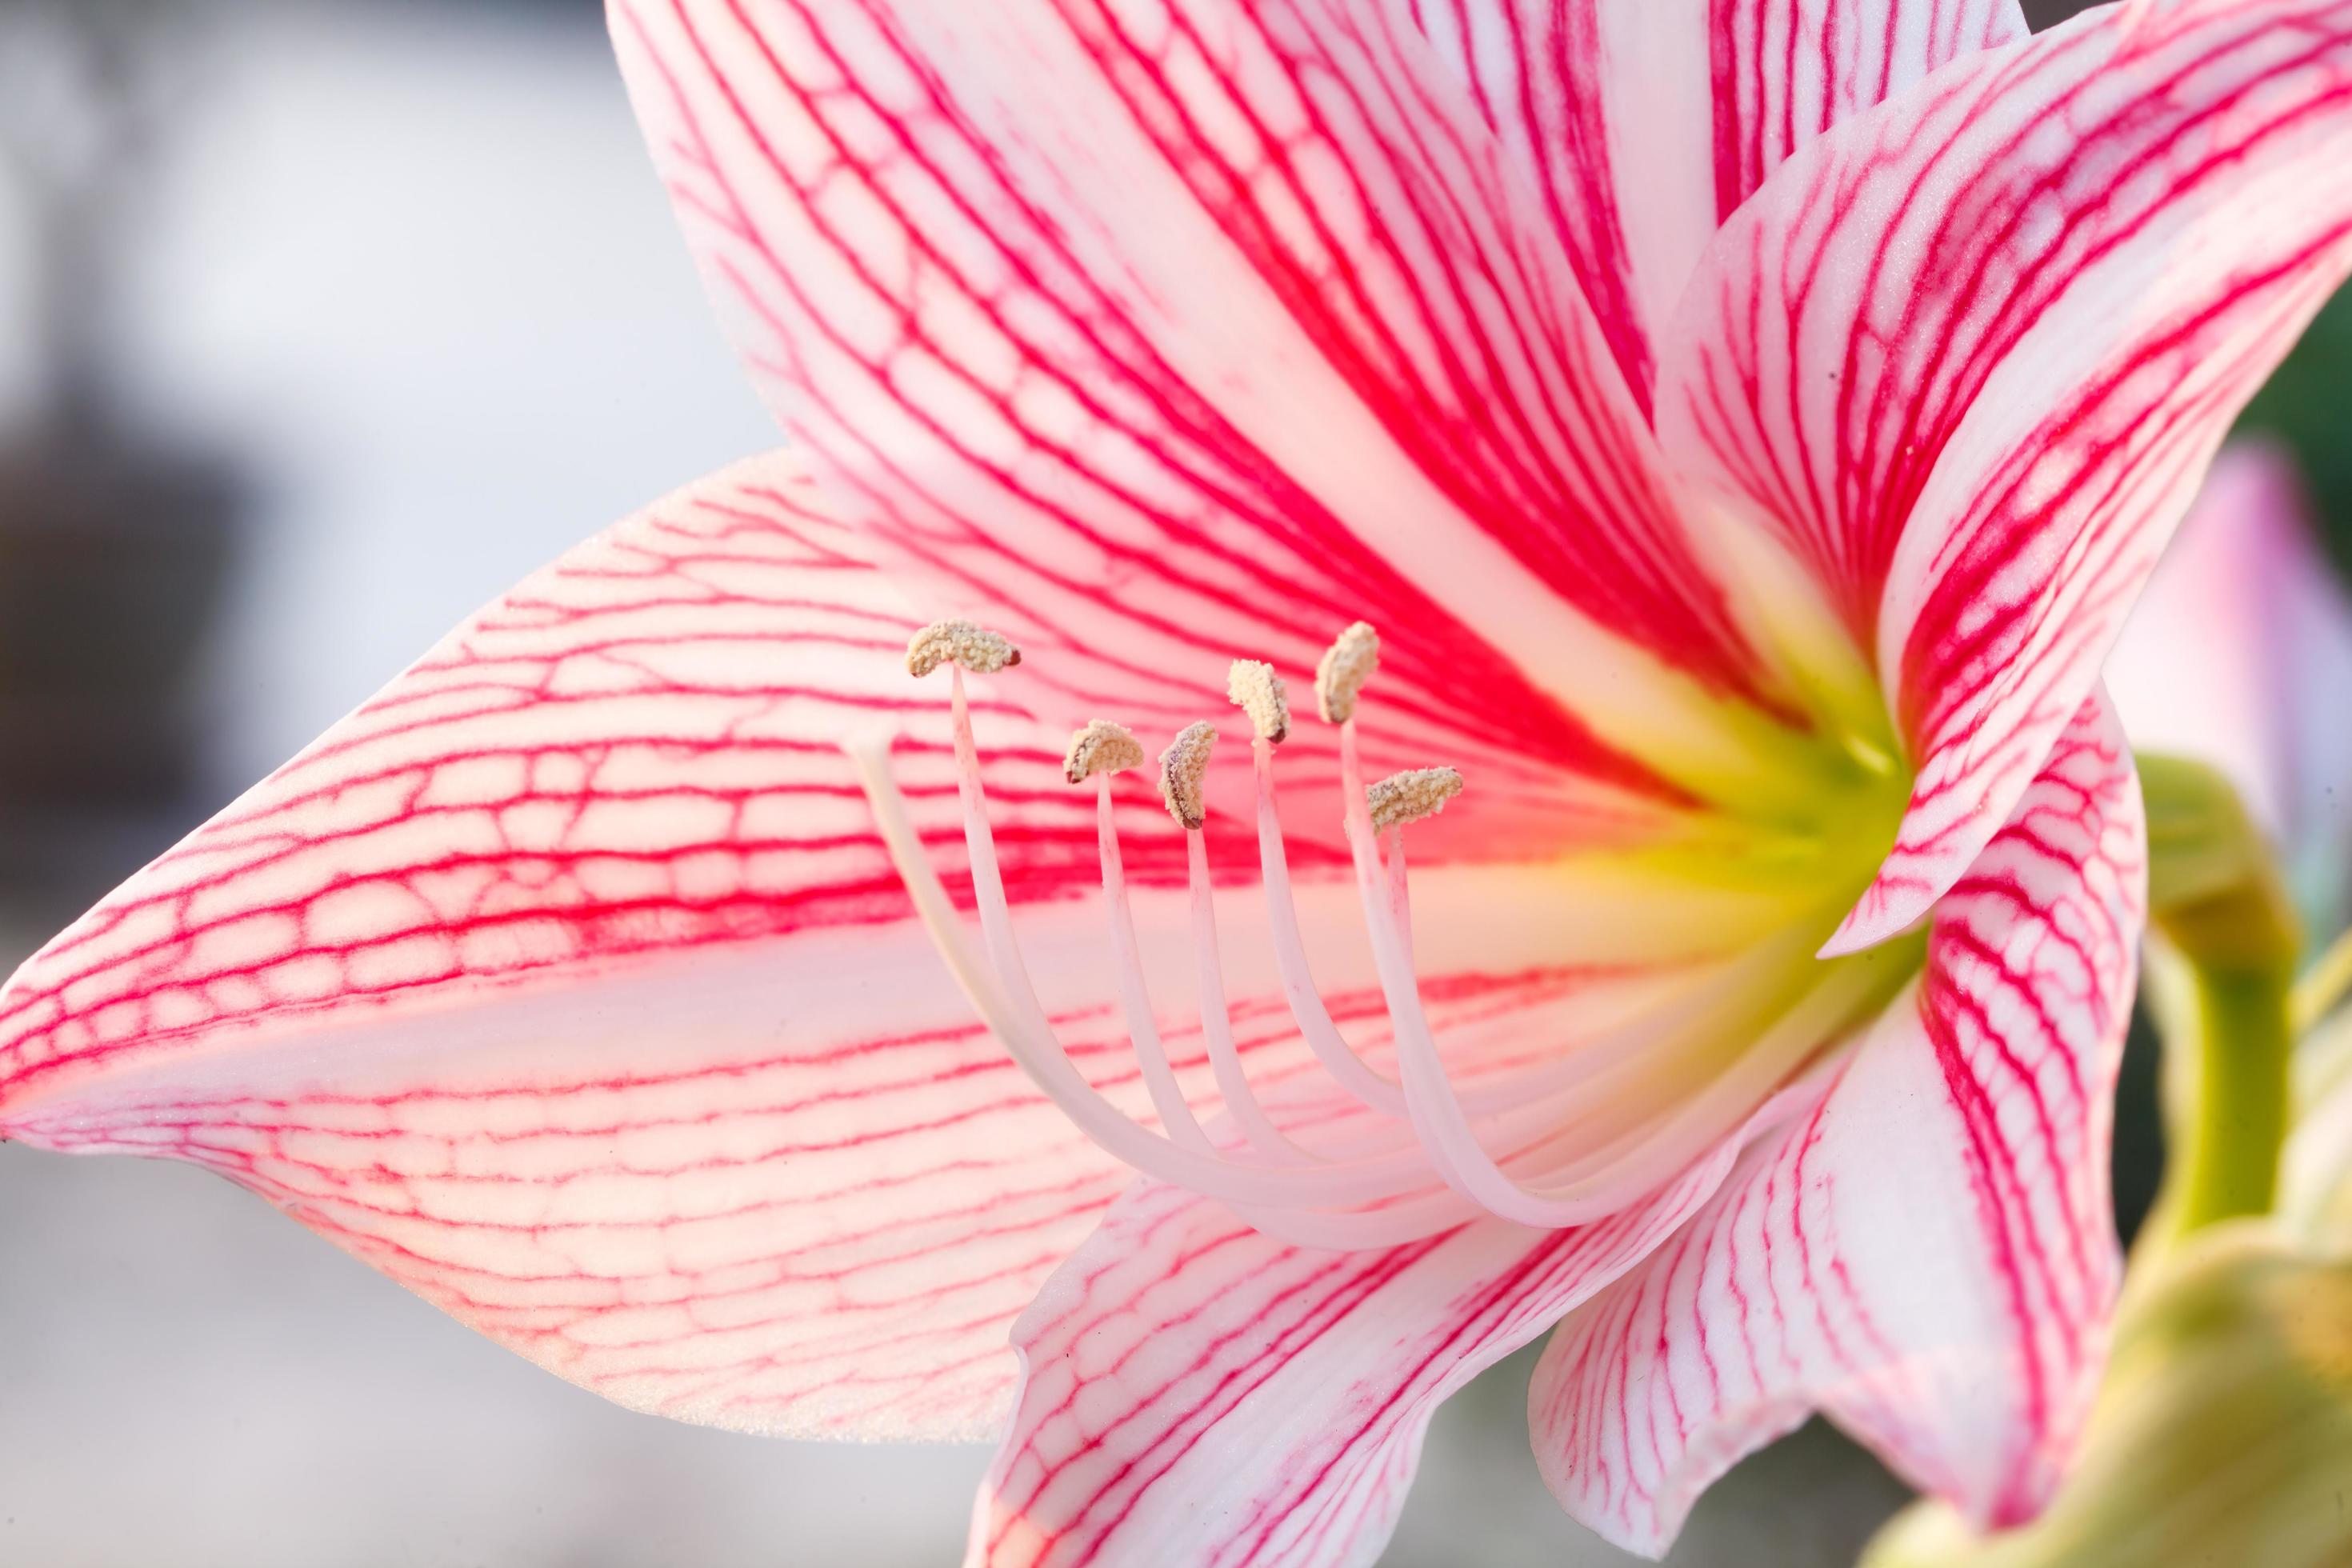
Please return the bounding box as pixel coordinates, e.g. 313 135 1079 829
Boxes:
2166 965 2294 1232
2135 754 2303 1250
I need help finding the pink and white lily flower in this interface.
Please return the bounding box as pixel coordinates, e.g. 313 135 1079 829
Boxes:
6 2 2352 1561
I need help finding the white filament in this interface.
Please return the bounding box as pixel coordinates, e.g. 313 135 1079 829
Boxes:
1251 734 1408 1117
1186 826 1328 1165
899 675 1442 1206
1094 773 1214 1154
847 650 1854 1246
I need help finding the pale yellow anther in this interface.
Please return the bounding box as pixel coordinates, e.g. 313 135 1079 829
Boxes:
1315 622 1379 724
906 619 1021 678
1064 720 1145 785
1366 767 1463 834
1226 659 1290 744
1158 721 1218 831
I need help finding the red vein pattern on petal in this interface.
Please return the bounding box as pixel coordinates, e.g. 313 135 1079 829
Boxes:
0 453 1710 1439
1409 0 2025 408
0 453 1137 1438
610 0 1779 746
0 454 1090 1106
1657 0 2352 950
1700 0 2028 221
1531 694 2145 1555
967 1135 1749 1568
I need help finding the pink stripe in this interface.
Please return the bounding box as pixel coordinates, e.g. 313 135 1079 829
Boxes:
968 1127 1748 1566
614 0 1792 729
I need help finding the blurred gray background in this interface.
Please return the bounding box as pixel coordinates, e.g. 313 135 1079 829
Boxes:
0 1 2296 1564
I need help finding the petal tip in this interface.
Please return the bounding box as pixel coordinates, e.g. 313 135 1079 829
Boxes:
1817 888 1926 959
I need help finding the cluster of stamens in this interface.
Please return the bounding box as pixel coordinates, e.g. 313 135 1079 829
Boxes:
844 617 1870 1247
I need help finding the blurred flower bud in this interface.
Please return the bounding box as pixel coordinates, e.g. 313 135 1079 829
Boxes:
1861 1223 2352 1568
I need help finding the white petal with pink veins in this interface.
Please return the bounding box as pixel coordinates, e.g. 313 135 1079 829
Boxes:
1655 0 2352 952
967 1122 1756 1568
610 0 1798 795
1415 0 2025 406
0 454 1115 1438
1531 694 2146 1556
0 453 1713 1440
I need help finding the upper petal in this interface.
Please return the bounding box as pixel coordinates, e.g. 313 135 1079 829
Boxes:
1531 692 2146 1555
609 0 1802 793
1414 0 2026 406
1653 0 2352 951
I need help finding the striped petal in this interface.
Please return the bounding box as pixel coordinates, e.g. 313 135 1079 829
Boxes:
1413 0 2025 406
1654 0 2352 952
966 1117 1765 1568
2106 442 2352 930
0 453 1763 1442
1530 693 2146 1556
610 0 1790 794
0 454 1122 1439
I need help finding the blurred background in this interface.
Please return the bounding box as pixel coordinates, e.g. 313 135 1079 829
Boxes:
0 0 2339 1563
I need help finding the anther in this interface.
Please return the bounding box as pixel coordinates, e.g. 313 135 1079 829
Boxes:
1315 622 1378 723
1159 721 1217 830
906 618 1021 678
1366 767 1463 834
1226 660 1290 745
1065 720 1144 785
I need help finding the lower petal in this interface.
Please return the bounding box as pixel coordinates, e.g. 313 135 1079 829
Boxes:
967 1144 1744 1568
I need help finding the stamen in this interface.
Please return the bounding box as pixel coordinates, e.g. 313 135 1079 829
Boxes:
854 621 1855 1251
1066 717 1205 1147
854 701 1441 1210
1159 721 1216 830
1336 711 1384 885
1065 719 1144 784
1186 827 1326 1165
944 669 1058 1046
1315 621 1378 724
1150 711 1329 1163
1385 826 1418 972
1251 730 1407 1117
1366 767 1463 834
1087 767 1214 1153
1226 660 1290 744
906 618 1020 677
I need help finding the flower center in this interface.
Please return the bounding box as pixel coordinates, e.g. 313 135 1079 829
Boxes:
848 619 1919 1248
